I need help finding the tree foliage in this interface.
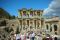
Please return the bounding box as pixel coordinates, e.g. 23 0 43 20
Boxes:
0 8 16 19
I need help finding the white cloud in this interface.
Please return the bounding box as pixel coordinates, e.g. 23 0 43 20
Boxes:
43 0 60 16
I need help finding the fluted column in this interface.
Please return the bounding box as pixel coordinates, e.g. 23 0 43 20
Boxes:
22 19 23 30
32 19 34 29
36 20 37 29
32 19 34 31
29 19 30 31
40 20 41 30
33 19 35 29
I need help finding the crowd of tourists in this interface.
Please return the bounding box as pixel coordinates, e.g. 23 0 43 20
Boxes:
16 31 35 40
14 31 58 40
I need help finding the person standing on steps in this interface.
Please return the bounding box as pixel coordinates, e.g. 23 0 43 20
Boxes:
31 31 35 40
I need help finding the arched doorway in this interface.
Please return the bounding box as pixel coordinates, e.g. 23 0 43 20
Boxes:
54 24 58 35
50 27 52 32
46 25 49 30
54 25 57 31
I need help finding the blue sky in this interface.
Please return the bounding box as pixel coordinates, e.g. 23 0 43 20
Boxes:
0 0 52 16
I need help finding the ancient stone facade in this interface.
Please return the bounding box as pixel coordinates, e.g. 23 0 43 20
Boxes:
1 8 60 37
44 16 60 35
18 8 43 33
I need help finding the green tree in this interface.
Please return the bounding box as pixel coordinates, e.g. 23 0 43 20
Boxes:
0 8 16 19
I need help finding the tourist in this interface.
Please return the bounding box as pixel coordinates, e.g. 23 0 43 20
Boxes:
16 34 21 40
27 36 30 40
54 37 57 40
29 33 32 40
23 33 26 40
31 31 35 40
42 37 46 40
26 32 29 39
37 35 42 40
20 33 24 40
